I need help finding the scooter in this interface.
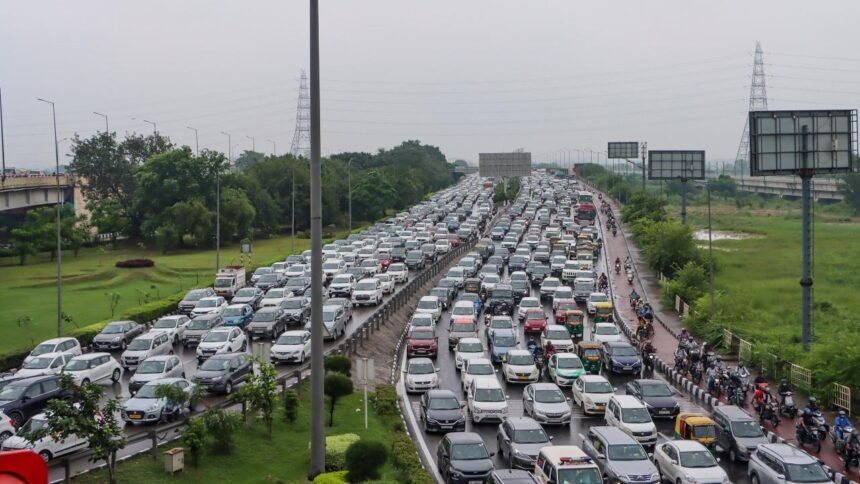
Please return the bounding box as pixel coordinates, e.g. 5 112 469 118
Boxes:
615 262 621 275
643 353 655 374
833 429 860 471
626 271 634 285
779 391 798 418
758 400 780 428
796 424 822 453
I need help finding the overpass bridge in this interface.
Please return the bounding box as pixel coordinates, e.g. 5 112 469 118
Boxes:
694 174 844 202
0 175 81 215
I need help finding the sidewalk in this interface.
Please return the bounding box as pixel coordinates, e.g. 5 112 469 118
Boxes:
588 184 857 481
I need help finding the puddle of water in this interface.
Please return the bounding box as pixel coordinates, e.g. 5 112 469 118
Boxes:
693 230 762 241
696 244 736 252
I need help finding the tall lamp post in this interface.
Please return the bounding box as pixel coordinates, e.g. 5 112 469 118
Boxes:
217 132 231 272
93 112 109 133
187 126 199 156
347 158 354 232
37 97 63 338
143 119 157 134
246 135 256 152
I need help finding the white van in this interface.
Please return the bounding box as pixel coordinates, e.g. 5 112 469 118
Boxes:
604 395 657 449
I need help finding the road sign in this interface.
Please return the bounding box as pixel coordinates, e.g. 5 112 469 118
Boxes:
357 358 375 429
647 150 705 180
479 152 531 178
608 142 639 159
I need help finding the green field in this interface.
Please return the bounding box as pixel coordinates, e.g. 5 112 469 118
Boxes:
0 235 314 354
75 390 400 484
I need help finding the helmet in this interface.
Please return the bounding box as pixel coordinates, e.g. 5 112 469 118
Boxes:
681 327 686 331
803 408 811 415
781 379 788 384
840 410 847 416
809 396 817 404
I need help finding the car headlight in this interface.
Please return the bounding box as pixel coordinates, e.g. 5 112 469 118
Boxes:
112 336 121 342
472 407 483 414
450 470 463 479
147 403 161 412
584 396 594 406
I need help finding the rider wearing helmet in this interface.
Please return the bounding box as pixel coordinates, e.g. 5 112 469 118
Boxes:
835 410 853 441
679 328 690 341
800 407 817 438
805 396 819 414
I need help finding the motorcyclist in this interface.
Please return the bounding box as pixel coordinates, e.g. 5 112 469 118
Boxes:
526 336 538 354
543 340 556 359
679 327 690 341
629 289 639 305
835 410 853 441
736 362 750 381
673 344 688 365
800 408 818 440
598 272 607 287
753 385 769 413
778 379 792 406
641 340 655 357
805 396 820 414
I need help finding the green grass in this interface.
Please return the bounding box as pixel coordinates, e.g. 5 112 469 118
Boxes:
74 389 399 484
0 235 315 353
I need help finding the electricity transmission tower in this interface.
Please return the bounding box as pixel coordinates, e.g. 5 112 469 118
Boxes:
290 70 311 158
734 41 769 174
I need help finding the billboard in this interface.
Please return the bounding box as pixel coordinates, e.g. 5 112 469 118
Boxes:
648 150 705 180
479 152 531 178
608 142 639 159
749 110 857 176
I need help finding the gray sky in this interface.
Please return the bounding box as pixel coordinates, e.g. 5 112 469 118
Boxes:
2 0 859 170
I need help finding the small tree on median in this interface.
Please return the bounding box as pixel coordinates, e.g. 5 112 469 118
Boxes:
182 416 206 467
324 354 352 376
324 372 353 426
233 359 279 438
283 389 299 423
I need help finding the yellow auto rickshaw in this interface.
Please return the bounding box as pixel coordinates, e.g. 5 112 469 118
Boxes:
564 310 584 339
674 413 718 454
593 302 614 323
576 341 603 374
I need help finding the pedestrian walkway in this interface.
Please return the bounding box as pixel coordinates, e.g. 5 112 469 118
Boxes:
589 185 856 478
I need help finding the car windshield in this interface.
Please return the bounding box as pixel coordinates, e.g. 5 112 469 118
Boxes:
621 407 652 424
514 428 549 444
200 358 230 371
408 362 435 375
322 311 337 322
692 425 717 439
236 288 257 297
453 306 473 316
534 389 566 403
355 282 377 291
286 279 307 288
556 357 583 369
411 317 432 327
542 281 559 289
458 342 483 353
784 462 831 482
508 354 534 366
267 290 289 299
429 397 460 410
223 307 245 317
154 319 178 329
611 346 638 357
557 468 602 484
197 300 217 308
451 443 490 460
584 381 613 393
0 384 27 401
253 312 277 322
467 363 494 375
276 334 305 345
451 323 476 333
135 384 164 399
493 335 516 347
546 329 569 340
183 291 206 302
474 388 505 402
492 289 513 299
730 420 764 438
679 450 718 468
332 275 351 284
64 359 89 371
323 262 340 269
639 383 673 397
417 299 437 310
521 300 539 308
214 278 232 287
607 443 648 461
23 356 53 369
203 332 229 343
410 330 434 340
101 324 126 335
127 339 153 351
18 417 48 434
491 318 513 329
526 311 545 320
590 294 609 303
595 325 618 335
259 274 278 283
136 360 166 374
253 268 271 276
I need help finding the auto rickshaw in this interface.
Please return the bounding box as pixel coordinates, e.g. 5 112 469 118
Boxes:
463 278 482 296
674 413 718 454
576 341 603 374
564 310 584 339
593 302 614 323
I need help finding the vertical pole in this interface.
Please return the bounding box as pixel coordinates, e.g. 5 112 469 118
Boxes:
362 358 369 430
680 179 688 225
308 0 325 478
707 187 715 319
641 143 647 192
216 168 220 272
51 103 62 338
348 158 353 232
0 87 5 181
194 131 199 156
291 168 296 253
800 125 813 352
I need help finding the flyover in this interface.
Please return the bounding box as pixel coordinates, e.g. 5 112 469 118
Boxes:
694 174 844 202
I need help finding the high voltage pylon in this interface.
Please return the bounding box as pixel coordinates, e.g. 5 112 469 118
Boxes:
734 41 769 173
290 70 311 158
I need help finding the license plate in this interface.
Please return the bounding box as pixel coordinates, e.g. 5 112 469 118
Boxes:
659 409 670 414
441 425 453 430
518 376 529 381
597 404 605 408
623 366 632 370
469 481 482 484
129 414 142 420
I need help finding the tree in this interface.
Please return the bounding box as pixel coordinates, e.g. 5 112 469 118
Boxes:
283 389 299 423
232 150 266 171
345 440 388 481
233 361 279 438
218 188 256 242
351 170 397 222
9 225 38 265
169 199 214 247
324 372 353 426
88 199 128 248
324 355 352 376
707 174 737 200
621 192 668 224
24 374 126 483
202 407 241 454
182 417 206 468
635 220 702 278
840 172 860 215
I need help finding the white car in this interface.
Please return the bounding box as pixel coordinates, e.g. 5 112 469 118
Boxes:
128 355 185 394
571 374 615 414
517 297 541 321
196 327 247 361
434 240 450 254
409 313 436 332
467 377 508 424
121 331 172 370
653 440 730 484
352 278 383 307
1 413 85 461
149 315 190 345
604 395 657 448
0 410 15 442
539 277 561 301
191 296 228 316
285 263 308 279
260 288 292 308
446 267 466 288
376 273 395 295
449 300 477 325
23 337 81 364
14 352 70 378
460 357 497 392
586 292 611 315
481 275 501 293
502 349 539 384
403 357 439 393
415 296 442 322
270 330 311 364
322 259 346 280
592 323 622 343
454 338 485 371
64 353 123 386
540 324 575 353
327 274 355 298
387 263 409 283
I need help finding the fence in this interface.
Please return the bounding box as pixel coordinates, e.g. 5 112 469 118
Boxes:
834 383 852 416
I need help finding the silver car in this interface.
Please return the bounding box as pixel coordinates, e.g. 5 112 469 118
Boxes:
748 443 831 484
495 417 553 469
122 377 196 425
522 383 571 426
581 426 659 484
128 355 185 395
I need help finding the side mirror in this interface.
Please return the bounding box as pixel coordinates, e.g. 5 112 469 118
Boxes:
489 452 495 457
401 369 407 373
670 459 678 466
548 435 554 441
595 453 606 460
435 368 441 372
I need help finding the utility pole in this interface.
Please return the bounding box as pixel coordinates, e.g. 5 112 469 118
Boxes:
291 167 296 253
267 139 277 156
707 186 715 319
38 98 63 338
1 87 6 181
218 132 231 272
187 126 199 156
143 119 157 134
640 142 647 192
93 112 109 133
347 158 354 232
247 135 256 152
308 0 325 478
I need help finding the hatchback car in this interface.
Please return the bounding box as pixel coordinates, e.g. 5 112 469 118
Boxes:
582 426 660 484
460 357 497 392
495 416 553 470
436 432 495 484
625 379 680 419
655 440 730 484
122 378 196 425
403 358 439 393
91 321 143 352
181 313 224 347
1 412 85 461
407 327 439 359
192 353 252 394
467 378 508 424
150 315 190 344
191 296 228 317
247 306 287 340
747 443 831 484
546 353 586 387
128 355 185 395
0 376 71 428
421 389 466 433
448 319 479 348
222 304 254 329
14 353 70 379
64 353 123 386
196 327 247 361
121 332 172 370
592 322 622 343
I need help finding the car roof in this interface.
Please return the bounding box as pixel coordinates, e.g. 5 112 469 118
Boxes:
27 352 66 359
669 440 711 452
530 382 562 391
427 389 457 399
73 352 111 360
545 324 566 331
159 315 187 320
408 357 434 365
579 374 609 382
226 304 249 309
205 353 243 360
458 337 482 344
472 377 502 388
257 306 280 312
506 416 543 430
5 375 58 385
612 395 644 407
605 341 631 348
445 431 483 444
37 337 78 344
208 327 235 333
634 379 666 386
760 443 819 463
140 377 186 386
420 295 439 301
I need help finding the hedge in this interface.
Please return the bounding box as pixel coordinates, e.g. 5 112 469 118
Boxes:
308 433 360 472
391 431 433 484
312 471 348 484
373 384 398 416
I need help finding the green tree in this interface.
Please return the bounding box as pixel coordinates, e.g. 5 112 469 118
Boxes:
324 372 353 426
24 374 127 483
202 407 241 454
345 440 388 482
621 192 668 224
88 199 128 248
233 361 279 438
169 199 214 247
635 220 702 278
232 150 266 171
352 170 397 222
182 417 206 467
839 172 860 214
707 174 737 200
219 188 256 242
324 355 352 376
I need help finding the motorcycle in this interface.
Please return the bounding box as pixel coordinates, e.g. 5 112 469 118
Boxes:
615 262 621 275
758 399 780 428
833 428 860 470
643 353 655 374
612 227 617 237
708 372 723 397
809 410 830 440
626 271 634 285
779 391 798 418
690 361 704 385
796 424 822 453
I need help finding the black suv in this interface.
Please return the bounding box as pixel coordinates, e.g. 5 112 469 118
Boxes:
0 375 72 427
436 432 495 484
178 287 216 314
390 247 407 263
192 353 252 394
485 285 515 316
285 277 311 296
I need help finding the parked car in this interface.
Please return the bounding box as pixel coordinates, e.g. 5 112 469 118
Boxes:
196 327 247 361
270 330 311 364
63 353 123 387
231 287 264 309
403 357 439 393
91 320 144 352
247 306 287 340
1 412 85 461
192 353 251 394
24 337 82 365
191 296 228 317
260 288 292 308
436 431 495 483
121 332 172 371
14 353 70 379
495 416 552 470
222 304 254 328
654 440 730 484
150 315 190 345
181 313 224 347
122 378 196 425
178 287 216 314
0 375 71 428
285 276 311 296
128 355 185 395
522 382 571 426
421 389 466 433
326 297 353 322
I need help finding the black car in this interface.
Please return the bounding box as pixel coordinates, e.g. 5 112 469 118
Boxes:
247 306 288 340
430 286 453 310
285 277 311 296
485 285 515 316
509 256 528 273
625 379 680 418
178 287 216 314
421 390 466 433
437 432 495 484
192 353 252 394
231 287 264 309
487 469 539 484
496 417 552 470
254 273 284 291
405 250 426 270
487 255 505 270
0 375 71 427
530 265 551 286
281 296 311 326
390 247 407 263
510 279 529 304
92 320 145 351
602 341 643 374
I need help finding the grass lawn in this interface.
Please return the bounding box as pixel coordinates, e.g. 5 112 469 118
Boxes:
0 235 317 354
74 389 400 484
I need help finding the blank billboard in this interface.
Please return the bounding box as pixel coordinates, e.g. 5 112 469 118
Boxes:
648 150 705 180
479 152 532 178
608 142 639 159
749 110 857 176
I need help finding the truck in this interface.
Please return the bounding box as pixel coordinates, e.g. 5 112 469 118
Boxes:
574 202 596 226
214 266 246 300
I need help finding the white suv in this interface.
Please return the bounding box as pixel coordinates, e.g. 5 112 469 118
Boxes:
387 263 409 283
605 395 657 449
467 378 508 424
415 296 442 322
351 278 383 307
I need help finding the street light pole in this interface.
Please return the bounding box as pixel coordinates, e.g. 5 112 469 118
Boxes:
187 127 199 156
143 119 157 134
0 87 6 181
38 98 62 338
267 139 277 156
218 132 231 272
247 136 255 152
348 158 354 232
93 112 109 132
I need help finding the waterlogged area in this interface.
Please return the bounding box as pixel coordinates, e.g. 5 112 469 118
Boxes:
693 230 762 241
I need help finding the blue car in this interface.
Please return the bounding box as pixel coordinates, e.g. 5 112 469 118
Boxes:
602 341 642 374
458 292 483 315
222 304 254 328
489 329 518 363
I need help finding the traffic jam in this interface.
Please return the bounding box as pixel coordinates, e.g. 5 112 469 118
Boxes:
399 172 837 484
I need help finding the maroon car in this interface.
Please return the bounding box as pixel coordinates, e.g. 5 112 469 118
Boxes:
523 308 548 335
407 327 438 358
376 253 393 272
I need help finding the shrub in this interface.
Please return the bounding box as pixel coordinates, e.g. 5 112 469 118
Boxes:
115 258 155 268
312 471 348 484
373 384 398 416
325 354 352 376
182 416 206 467
325 372 353 426
346 440 388 482
315 433 360 471
660 261 708 309
283 389 299 423
202 408 241 454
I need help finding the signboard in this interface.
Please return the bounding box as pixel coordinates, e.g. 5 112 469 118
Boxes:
608 142 639 159
648 150 706 180
479 152 531 178
749 110 857 176
240 243 253 254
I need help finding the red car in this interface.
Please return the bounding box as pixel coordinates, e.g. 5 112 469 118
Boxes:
447 235 461 248
376 253 393 272
523 308 548 334
406 327 438 358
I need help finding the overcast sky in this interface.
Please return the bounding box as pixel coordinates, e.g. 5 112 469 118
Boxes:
1 0 859 170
